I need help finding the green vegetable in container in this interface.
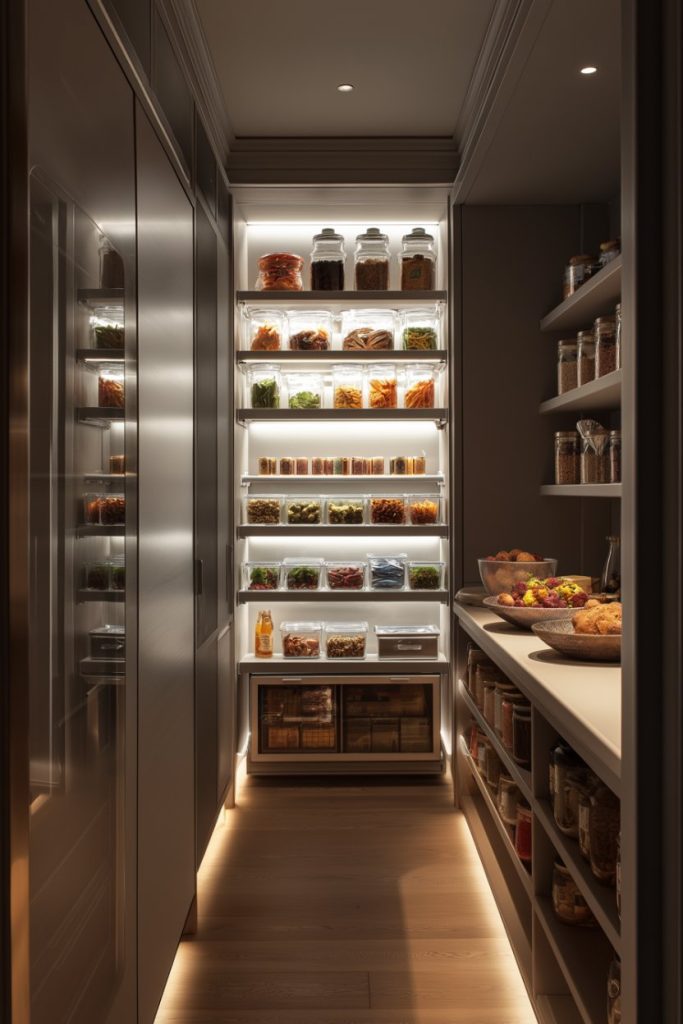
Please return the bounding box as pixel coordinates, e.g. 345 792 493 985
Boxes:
251 377 280 408
408 565 441 590
289 390 321 410
286 566 320 590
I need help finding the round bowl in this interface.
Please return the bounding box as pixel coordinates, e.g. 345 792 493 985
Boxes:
482 595 576 630
532 620 621 662
478 558 558 596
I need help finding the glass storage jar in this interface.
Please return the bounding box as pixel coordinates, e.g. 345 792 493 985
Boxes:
404 363 436 409
324 622 368 659
498 775 520 825
341 307 395 350
109 454 125 474
325 561 366 590
100 494 125 525
285 496 323 525
577 329 596 385
607 955 622 1024
367 362 398 409
110 555 125 591
257 456 277 475
282 558 324 591
280 621 322 657
580 427 610 484
326 496 365 525
467 647 491 695
483 683 497 727
287 371 324 410
595 315 618 377
310 227 345 290
248 364 281 408
407 561 444 591
609 429 621 483
98 364 125 408
332 364 364 409
368 553 407 590
85 561 111 590
91 309 124 350
589 785 620 884
243 562 281 591
514 804 532 864
557 339 578 394
244 308 284 351
552 743 581 829
369 495 406 525
354 228 390 290
477 737 489 775
599 239 621 267
563 253 595 298
401 307 440 351
477 663 506 714
502 690 527 750
493 682 518 736
406 494 441 525
552 861 597 926
555 762 590 838
554 431 579 484
243 495 282 525
485 745 502 788
287 310 332 351
512 701 532 768
400 228 435 290
256 252 303 291
83 492 103 525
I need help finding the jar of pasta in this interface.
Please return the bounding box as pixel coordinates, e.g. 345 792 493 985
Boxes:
401 307 440 350
404 363 436 409
367 363 398 408
332 364 364 409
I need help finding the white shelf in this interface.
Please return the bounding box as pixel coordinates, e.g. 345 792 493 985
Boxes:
237 408 448 425
76 524 125 537
453 603 621 795
238 524 448 537
540 257 621 332
239 653 448 674
539 370 622 413
237 289 447 308
77 589 125 602
242 474 444 485
458 680 533 802
238 349 447 363
76 406 125 427
76 348 125 364
239 589 448 604
541 484 621 498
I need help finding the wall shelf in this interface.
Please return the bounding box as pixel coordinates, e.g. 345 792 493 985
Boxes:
77 589 125 602
77 287 124 309
540 257 621 332
242 473 444 485
238 349 447 364
539 370 622 414
459 680 533 802
237 289 447 307
239 653 448 674
238 589 448 604
83 472 126 483
541 484 622 498
237 408 448 426
76 524 125 537
238 524 448 537
76 348 125 364
77 406 125 427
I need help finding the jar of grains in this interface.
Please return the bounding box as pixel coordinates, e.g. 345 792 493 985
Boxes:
609 430 622 483
555 431 579 484
577 329 596 385
580 427 610 484
557 339 578 394
595 315 618 377
563 254 595 298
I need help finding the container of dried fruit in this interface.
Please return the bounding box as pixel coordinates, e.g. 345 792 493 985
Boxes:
244 308 284 351
369 495 406 525
99 494 126 525
286 371 324 410
404 363 436 409
83 493 104 524
324 622 368 659
256 252 303 291
282 558 324 591
247 364 281 408
400 307 440 350
340 308 395 350
243 495 282 525
98 364 125 408
326 496 365 525
332 364 364 409
406 494 442 525
285 496 323 525
354 228 390 290
280 622 322 658
287 310 332 351
407 562 445 590
325 561 366 591
243 562 281 591
368 553 407 590
367 363 398 409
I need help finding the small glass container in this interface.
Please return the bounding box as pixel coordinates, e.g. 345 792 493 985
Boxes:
467 648 491 695
401 307 440 351
404 363 436 409
258 456 277 475
578 788 593 861
493 683 518 735
609 430 622 483
502 691 527 750
279 457 296 475
595 315 618 377
607 955 622 1024
325 561 366 591
341 308 395 350
498 775 520 825
256 252 303 291
310 227 345 290
400 228 436 290
110 555 125 591
485 745 502 788
368 553 407 591
98 364 125 408
332 364 364 409
295 457 309 474
85 561 111 590
354 228 390 290
247 364 281 408
367 363 398 408
476 663 506 714
369 495 406 525
412 454 426 474
285 496 323 525
599 239 621 267
244 308 284 351
406 494 441 525
243 495 282 525
83 493 103 524
552 860 597 926
243 562 281 591
554 761 587 838
557 339 578 394
91 310 124 350
100 494 125 525
280 621 322 657
287 310 332 351
577 329 596 385
563 253 595 298
351 456 367 474
311 457 325 475
514 804 532 864
554 431 579 484
326 496 365 525
368 456 384 474
615 302 622 367
324 622 368 659
512 701 532 768
406 561 444 591
109 454 125 474
589 785 620 884
477 737 489 775
287 371 324 410
282 558 324 591
581 427 610 484
483 683 496 727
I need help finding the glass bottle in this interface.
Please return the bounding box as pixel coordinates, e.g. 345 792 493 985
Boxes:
354 228 390 290
255 609 274 657
400 227 436 290
577 329 596 386
554 431 579 484
310 227 345 290
601 536 621 596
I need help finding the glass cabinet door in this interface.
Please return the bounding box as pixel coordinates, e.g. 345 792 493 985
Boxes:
259 684 339 754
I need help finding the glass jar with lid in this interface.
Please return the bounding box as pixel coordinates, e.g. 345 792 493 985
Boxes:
501 690 527 750
404 363 436 409
552 860 597 926
286 371 324 410
599 238 621 267
400 228 436 290
485 744 501 788
555 431 579 484
341 307 395 350
609 430 622 483
256 252 303 291
577 329 596 385
563 253 595 298
98 364 125 408
595 315 618 377
247 364 281 408
324 622 368 659
483 682 497 727
514 803 532 864
244 308 284 351
354 228 390 290
498 775 520 825
494 682 518 736
467 648 491 695
332 364 364 409
310 227 345 290
287 310 332 350
512 701 532 768
589 785 620 884
367 362 398 409
406 494 441 525
401 307 440 351
580 425 610 484
91 308 124 350
475 662 506 712
280 621 322 657
557 339 578 394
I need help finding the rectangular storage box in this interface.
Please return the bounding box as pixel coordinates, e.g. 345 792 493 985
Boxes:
89 625 126 659
374 625 440 659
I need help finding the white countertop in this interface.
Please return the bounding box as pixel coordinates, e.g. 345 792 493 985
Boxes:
454 603 621 794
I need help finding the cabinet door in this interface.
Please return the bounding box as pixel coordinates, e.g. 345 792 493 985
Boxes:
195 636 218 860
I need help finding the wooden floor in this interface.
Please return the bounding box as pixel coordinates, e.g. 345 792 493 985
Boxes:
155 773 537 1024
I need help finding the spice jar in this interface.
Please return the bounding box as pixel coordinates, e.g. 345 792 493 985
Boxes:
256 252 303 291
98 364 125 408
607 955 622 1024
552 744 582 834
512 701 532 768
295 457 308 474
354 228 390 290
580 425 610 484
332 364 364 409
514 803 532 864
467 648 491 696
483 682 497 727
310 228 345 290
554 431 579 485
609 430 621 483
498 775 520 825
502 691 527 751
552 861 597 926
493 682 517 735
287 371 323 410
477 736 489 775
367 363 398 409
258 456 277 475
599 239 621 267
400 228 436 290
475 663 506 713
245 308 284 351
247 365 281 408
577 329 596 386
563 254 595 299
557 340 578 394
578 788 593 861
595 315 618 377
404 363 436 409
589 785 620 884
485 745 502 789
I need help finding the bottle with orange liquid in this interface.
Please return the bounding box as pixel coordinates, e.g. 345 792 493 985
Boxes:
255 609 273 657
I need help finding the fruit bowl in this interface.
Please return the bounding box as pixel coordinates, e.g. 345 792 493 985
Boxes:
478 558 558 596
482 595 576 630
532 620 621 662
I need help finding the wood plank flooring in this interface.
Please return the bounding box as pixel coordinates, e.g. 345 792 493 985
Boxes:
155 774 537 1024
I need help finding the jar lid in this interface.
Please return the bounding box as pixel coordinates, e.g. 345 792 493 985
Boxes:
402 226 434 243
313 227 344 242
577 329 595 342
558 339 578 351
356 227 388 242
594 315 616 326
555 430 578 438
569 253 594 265
600 239 620 251
609 429 622 438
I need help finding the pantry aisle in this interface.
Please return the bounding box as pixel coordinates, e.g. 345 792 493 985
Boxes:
154 775 536 1023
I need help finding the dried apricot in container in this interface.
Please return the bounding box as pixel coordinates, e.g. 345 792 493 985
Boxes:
368 363 397 408
404 364 436 409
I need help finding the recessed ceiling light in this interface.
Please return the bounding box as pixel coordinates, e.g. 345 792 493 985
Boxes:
337 83 354 92
580 66 597 75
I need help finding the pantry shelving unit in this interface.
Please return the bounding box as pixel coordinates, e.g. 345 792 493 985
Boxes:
539 369 622 414
237 525 449 538
539 258 621 333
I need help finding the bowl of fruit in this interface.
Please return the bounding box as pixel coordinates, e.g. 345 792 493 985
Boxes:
482 576 589 630
478 550 558 596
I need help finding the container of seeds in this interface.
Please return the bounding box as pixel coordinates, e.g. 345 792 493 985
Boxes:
243 495 282 525
324 622 368 659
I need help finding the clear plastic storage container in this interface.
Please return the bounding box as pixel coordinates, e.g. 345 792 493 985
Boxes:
280 621 322 657
325 561 366 590
243 562 281 591
406 494 442 524
404 363 436 408
368 553 407 590
326 496 365 525
333 364 364 409
91 309 124 350
282 558 324 591
400 228 436 290
287 310 332 351
285 496 323 525
85 561 111 590
369 495 406 524
310 228 345 290
324 622 368 659
340 308 395 350
243 495 282 525
400 307 440 350
367 363 398 409
244 308 284 351
354 228 390 290
83 492 104 524
110 555 125 590
287 371 324 410
247 364 281 408
407 561 445 590
98 364 125 408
